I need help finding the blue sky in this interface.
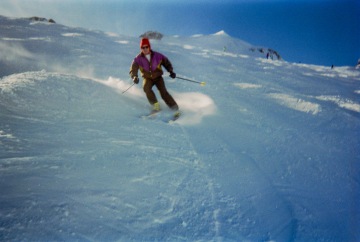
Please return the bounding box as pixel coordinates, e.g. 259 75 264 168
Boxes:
1 0 359 66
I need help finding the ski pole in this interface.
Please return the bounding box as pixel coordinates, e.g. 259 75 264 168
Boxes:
176 76 206 86
122 82 135 94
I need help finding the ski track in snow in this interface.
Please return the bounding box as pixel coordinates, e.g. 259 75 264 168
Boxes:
1 16 359 241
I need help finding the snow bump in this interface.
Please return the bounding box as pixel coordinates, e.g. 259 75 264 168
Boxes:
268 93 321 115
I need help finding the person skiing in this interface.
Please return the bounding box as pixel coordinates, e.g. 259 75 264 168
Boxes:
129 38 180 117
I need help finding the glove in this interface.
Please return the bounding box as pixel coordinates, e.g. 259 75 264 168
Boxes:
170 72 176 79
133 76 139 84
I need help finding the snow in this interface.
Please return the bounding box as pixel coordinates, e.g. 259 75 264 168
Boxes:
213 30 228 36
0 15 359 241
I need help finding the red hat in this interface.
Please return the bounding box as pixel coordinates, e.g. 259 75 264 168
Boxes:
140 38 151 49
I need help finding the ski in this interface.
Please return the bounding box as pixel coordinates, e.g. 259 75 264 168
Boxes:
167 111 182 123
140 110 182 124
140 110 160 119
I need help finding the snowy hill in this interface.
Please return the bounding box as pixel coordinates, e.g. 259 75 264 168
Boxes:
1 15 359 241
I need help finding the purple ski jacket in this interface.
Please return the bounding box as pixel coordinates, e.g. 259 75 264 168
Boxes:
130 50 173 81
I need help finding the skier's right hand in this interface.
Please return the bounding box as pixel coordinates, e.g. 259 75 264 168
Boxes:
133 76 139 84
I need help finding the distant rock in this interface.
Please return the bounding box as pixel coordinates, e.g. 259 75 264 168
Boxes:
356 59 360 69
250 47 282 60
140 31 163 40
29 16 56 24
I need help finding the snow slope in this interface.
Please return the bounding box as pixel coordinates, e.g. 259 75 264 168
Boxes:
1 16 359 241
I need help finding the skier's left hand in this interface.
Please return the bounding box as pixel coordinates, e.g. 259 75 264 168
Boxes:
133 76 139 84
170 72 176 79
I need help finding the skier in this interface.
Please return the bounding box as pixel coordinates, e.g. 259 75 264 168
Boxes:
129 38 180 118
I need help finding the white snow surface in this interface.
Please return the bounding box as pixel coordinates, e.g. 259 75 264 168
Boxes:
0 16 359 241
